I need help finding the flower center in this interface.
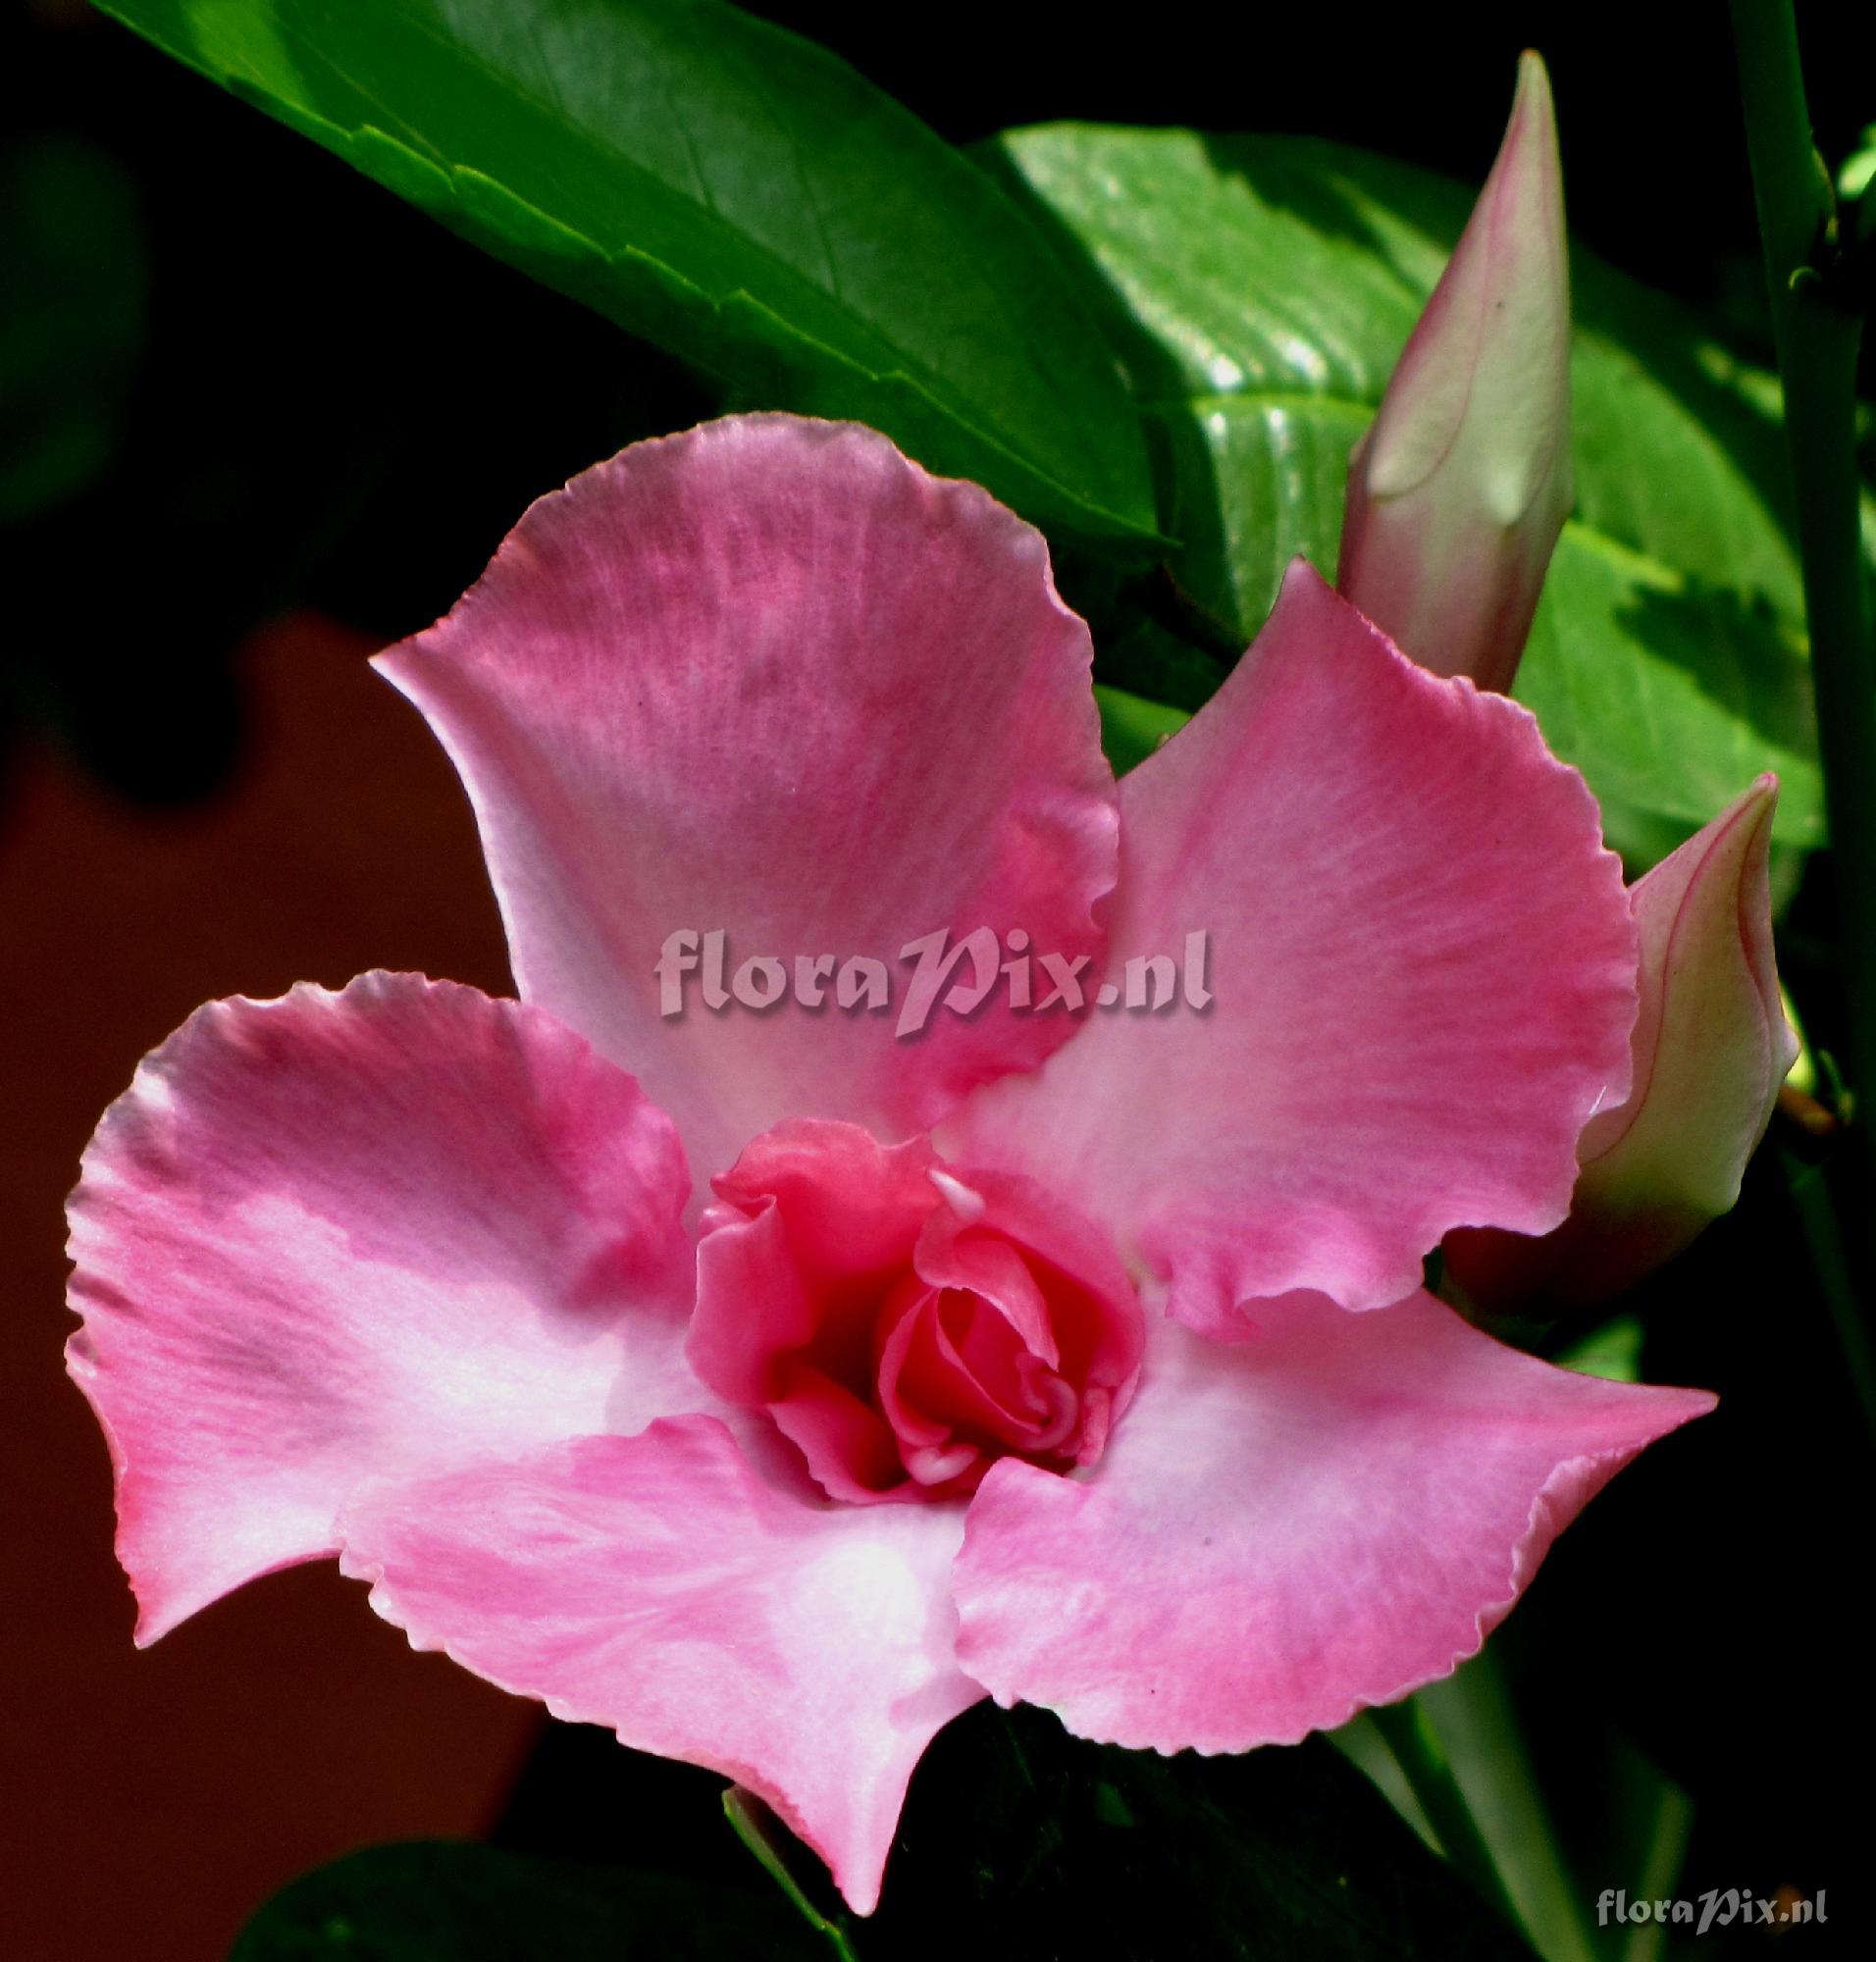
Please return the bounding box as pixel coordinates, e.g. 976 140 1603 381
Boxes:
878 1277 1103 1490
687 1118 1145 1504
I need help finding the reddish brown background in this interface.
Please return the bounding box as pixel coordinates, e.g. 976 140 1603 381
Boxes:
1 616 541 1962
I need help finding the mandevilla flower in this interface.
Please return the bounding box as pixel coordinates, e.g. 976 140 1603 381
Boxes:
67 415 1712 1913
1337 50 1573 694
1446 776 1796 1312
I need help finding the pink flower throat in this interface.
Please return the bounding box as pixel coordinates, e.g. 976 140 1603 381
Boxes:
688 1118 1146 1505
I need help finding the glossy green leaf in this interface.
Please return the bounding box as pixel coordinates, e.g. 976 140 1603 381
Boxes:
986 126 1824 860
91 0 1159 544
230 1840 828 1960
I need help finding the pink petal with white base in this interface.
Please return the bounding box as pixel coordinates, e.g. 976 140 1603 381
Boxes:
66 973 695 1643
948 561 1636 1325
339 1419 982 1914
951 1290 1710 1751
377 414 1118 1186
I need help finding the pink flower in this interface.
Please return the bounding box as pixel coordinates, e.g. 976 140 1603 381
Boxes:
1337 51 1573 695
67 415 1711 1914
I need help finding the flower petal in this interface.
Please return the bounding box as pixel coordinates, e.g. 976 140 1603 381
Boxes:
951 1290 1710 1751
66 972 696 1643
339 1419 982 1915
947 561 1636 1324
376 414 1118 1185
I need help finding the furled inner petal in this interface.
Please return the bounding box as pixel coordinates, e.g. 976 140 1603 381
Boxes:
876 1282 1080 1487
911 1169 1141 1450
690 1123 942 1502
689 1119 1143 1503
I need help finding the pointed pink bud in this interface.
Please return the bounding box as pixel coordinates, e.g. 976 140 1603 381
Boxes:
1337 51 1572 694
1447 778 1797 1311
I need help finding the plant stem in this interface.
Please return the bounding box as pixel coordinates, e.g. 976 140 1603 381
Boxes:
1621 1781 1694 1962
723 1787 861 1961
1730 1 1876 1111
1368 1697 1526 1939
1416 1656 1603 1962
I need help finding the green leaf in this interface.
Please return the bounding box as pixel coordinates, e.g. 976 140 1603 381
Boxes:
984 126 1825 862
229 1840 829 1960
745 1702 1537 1959
91 0 1159 545
1409 1649 1695 1962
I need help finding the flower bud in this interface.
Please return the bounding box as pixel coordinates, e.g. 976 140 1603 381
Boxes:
1446 778 1796 1312
1337 51 1572 695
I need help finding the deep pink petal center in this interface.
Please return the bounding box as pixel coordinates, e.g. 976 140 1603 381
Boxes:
688 1118 1143 1503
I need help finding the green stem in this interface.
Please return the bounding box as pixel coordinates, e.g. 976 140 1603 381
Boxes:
1368 1698 1526 1939
1416 1656 1602 1962
1620 1781 1694 1962
1731 1 1876 1109
723 1787 861 1962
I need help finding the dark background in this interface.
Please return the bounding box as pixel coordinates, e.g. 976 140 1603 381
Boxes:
2 3 1870 1957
